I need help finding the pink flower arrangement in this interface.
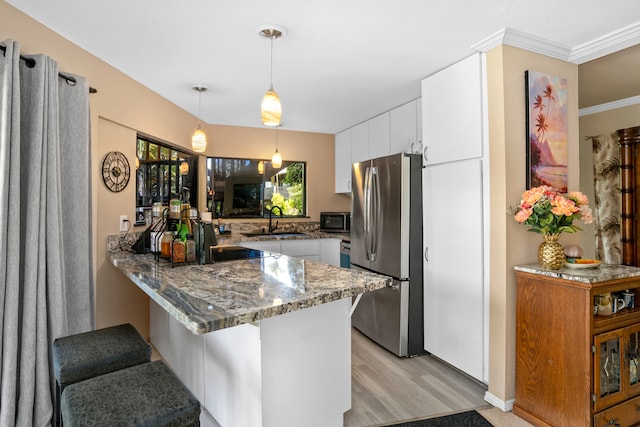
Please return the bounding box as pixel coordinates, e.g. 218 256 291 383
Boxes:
513 185 593 235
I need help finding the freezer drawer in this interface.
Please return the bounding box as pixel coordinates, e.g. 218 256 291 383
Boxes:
352 281 409 357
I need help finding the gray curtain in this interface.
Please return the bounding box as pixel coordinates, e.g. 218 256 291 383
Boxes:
0 39 94 426
589 133 621 264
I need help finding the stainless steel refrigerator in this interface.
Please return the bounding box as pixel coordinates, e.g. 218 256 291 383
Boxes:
350 152 423 357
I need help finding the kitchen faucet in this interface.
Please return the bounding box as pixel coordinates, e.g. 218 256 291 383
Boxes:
268 206 282 233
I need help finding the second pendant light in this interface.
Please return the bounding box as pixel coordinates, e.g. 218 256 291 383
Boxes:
259 25 287 127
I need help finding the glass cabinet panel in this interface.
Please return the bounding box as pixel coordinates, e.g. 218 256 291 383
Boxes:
627 325 640 395
599 336 621 398
595 325 640 412
595 330 625 411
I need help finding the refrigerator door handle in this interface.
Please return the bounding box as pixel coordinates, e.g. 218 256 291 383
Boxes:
369 166 379 262
364 166 372 261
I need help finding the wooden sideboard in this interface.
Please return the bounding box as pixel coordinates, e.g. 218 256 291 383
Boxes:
514 265 640 427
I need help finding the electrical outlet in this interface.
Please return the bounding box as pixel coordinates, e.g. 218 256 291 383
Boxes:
119 215 128 232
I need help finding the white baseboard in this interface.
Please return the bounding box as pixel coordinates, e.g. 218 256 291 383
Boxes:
484 391 514 412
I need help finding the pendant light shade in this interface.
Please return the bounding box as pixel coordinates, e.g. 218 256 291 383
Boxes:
192 86 208 152
257 160 264 174
261 86 282 127
271 127 282 169
259 25 287 127
271 149 282 169
180 161 190 175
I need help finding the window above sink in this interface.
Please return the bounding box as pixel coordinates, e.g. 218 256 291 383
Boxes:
207 157 306 219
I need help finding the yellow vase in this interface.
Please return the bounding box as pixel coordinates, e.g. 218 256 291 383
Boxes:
537 234 565 270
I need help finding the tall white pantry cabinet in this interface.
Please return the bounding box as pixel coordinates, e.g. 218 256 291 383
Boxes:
421 52 488 383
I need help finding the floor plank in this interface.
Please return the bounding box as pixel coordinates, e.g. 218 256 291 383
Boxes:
345 328 489 427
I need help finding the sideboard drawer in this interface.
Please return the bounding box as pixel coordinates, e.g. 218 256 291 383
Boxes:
594 394 640 427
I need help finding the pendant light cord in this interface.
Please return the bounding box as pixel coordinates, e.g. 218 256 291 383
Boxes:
269 35 274 90
197 90 202 127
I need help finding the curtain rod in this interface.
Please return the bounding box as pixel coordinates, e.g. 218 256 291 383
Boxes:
0 44 97 94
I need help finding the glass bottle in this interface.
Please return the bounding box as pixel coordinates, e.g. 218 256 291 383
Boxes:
185 234 196 262
160 231 173 259
169 197 181 220
172 239 186 263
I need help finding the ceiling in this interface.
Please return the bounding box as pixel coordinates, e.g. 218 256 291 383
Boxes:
6 0 640 134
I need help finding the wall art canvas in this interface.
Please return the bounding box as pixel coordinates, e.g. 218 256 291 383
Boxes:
525 70 568 192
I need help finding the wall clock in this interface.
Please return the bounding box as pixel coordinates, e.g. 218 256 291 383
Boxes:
101 151 130 192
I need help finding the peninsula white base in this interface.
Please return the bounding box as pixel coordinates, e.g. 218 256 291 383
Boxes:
150 297 352 427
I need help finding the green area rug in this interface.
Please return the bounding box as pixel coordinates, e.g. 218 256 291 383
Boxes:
384 410 493 427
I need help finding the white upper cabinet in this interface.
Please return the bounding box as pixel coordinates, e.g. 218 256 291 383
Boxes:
334 99 423 193
350 121 370 164
368 112 390 160
421 53 483 165
390 100 418 155
416 100 423 151
334 129 352 193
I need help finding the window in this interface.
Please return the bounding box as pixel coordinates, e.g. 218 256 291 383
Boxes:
207 157 306 218
135 136 197 222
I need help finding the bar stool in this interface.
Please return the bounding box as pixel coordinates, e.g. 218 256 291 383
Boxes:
61 360 201 426
52 323 151 425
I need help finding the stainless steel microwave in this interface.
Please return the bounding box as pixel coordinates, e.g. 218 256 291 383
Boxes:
320 212 351 233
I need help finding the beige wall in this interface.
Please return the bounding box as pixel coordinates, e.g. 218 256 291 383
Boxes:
486 45 580 402
1 2 349 338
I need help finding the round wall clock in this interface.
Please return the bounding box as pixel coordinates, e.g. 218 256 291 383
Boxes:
101 151 131 192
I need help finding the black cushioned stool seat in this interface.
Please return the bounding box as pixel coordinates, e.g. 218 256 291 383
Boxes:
53 323 151 387
61 360 201 426
53 323 151 426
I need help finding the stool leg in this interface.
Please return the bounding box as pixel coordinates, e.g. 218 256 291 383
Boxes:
55 382 62 427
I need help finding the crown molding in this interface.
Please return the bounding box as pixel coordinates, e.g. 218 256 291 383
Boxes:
472 23 640 64
569 21 640 64
472 28 572 60
579 95 640 117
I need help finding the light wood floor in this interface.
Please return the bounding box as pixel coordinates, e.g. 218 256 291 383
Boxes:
344 328 532 427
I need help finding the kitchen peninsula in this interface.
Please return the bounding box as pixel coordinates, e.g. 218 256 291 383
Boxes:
107 232 390 427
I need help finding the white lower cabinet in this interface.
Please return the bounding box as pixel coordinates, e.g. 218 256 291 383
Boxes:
150 298 352 427
242 238 340 266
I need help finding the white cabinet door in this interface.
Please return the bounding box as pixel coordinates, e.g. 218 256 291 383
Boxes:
280 240 321 258
241 241 282 253
351 121 369 164
319 239 340 267
421 53 483 165
368 112 390 159
242 239 340 266
334 129 352 193
423 158 484 382
390 100 417 155
416 98 422 152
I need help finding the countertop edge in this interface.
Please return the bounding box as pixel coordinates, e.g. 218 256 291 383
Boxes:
514 263 640 283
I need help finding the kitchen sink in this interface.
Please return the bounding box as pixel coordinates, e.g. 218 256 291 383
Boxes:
241 231 308 237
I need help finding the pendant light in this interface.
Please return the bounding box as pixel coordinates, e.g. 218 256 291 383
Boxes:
271 127 282 169
191 86 208 152
179 161 189 175
259 25 287 127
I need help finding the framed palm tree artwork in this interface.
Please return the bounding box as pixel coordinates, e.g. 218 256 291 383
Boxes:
525 70 568 192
